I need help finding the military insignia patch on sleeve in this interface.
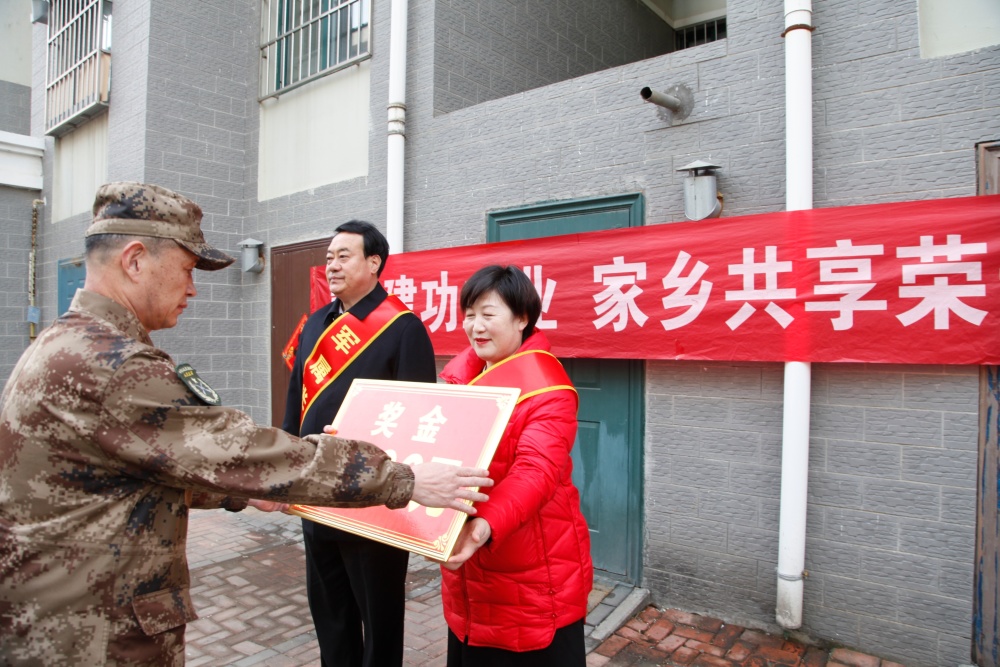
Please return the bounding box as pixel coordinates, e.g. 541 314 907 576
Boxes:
175 363 222 406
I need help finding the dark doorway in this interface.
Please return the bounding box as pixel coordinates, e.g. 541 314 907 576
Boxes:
269 238 329 427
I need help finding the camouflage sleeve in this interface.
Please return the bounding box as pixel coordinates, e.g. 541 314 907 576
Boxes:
95 349 415 509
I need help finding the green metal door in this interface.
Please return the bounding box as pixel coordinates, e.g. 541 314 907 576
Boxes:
489 194 644 583
57 257 86 315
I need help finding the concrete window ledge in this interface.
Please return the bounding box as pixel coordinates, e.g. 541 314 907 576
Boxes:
0 130 45 191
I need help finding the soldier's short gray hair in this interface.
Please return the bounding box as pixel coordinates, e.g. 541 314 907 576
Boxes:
84 233 177 264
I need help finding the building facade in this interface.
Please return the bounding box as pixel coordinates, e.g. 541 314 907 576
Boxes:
0 1 42 383
11 0 1000 665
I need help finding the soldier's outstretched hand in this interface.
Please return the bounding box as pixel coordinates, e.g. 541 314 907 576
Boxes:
410 462 492 513
248 499 291 513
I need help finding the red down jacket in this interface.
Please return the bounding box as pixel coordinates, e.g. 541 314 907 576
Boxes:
439 331 593 652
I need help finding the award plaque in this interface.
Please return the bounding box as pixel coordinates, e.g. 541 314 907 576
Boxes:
290 379 519 561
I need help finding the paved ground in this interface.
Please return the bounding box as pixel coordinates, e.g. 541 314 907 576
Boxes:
184 507 635 666
185 507 898 667
587 606 905 667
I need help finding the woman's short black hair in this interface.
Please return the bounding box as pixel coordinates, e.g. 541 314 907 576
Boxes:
334 220 389 277
460 265 541 341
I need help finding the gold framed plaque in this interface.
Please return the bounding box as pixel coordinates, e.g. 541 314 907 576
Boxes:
290 379 519 561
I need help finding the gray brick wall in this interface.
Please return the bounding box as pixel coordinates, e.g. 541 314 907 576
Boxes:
812 1 1000 206
0 188 37 384
22 12 98 387
644 363 976 667
810 368 977 666
26 0 156 352
27 0 263 417
432 0 673 114
0 70 35 388
139 0 257 414
106 0 150 181
0 81 31 134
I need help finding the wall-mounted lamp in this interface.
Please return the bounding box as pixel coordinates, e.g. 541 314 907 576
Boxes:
640 84 694 124
31 0 50 24
676 160 722 221
238 238 265 273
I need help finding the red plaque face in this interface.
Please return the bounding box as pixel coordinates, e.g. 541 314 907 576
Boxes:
290 379 519 560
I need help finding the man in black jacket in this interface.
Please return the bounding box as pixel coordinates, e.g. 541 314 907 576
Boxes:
282 220 436 667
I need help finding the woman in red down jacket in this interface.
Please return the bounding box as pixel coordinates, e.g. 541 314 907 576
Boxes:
439 265 593 667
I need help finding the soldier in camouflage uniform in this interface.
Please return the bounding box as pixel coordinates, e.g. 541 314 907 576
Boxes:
0 182 492 666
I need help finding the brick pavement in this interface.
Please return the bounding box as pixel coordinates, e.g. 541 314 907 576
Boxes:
186 507 446 667
185 508 896 667
587 607 902 667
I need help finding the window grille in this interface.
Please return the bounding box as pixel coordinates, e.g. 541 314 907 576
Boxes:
676 17 726 51
260 0 371 100
45 0 112 136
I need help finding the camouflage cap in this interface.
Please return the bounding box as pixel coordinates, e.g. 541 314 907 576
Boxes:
86 182 236 271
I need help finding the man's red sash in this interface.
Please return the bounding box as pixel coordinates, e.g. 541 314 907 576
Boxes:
300 295 411 426
469 349 578 407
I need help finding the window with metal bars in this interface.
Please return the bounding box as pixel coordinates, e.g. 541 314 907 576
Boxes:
260 0 371 100
676 17 726 51
44 0 112 136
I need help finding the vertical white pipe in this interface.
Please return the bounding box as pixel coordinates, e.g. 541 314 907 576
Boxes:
776 0 813 630
386 0 408 254
784 0 813 213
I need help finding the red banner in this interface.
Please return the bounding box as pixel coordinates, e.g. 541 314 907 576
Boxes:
310 266 330 314
310 196 1000 364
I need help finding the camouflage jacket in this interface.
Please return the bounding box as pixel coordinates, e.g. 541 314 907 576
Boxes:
0 290 414 666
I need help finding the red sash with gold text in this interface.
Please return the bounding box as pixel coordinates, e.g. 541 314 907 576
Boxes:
300 295 411 426
469 349 578 407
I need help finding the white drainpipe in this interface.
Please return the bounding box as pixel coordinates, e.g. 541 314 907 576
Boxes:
776 0 813 630
385 0 408 254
